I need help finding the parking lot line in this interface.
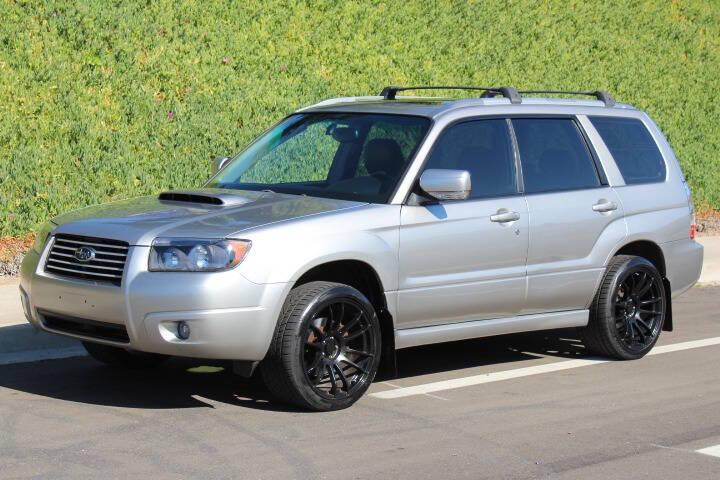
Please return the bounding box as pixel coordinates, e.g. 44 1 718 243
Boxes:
371 336 720 400
696 444 720 458
647 337 720 355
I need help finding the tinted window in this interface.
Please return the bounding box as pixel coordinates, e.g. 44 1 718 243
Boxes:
210 113 430 203
239 118 339 183
357 120 428 176
513 118 601 194
424 119 517 199
589 116 666 184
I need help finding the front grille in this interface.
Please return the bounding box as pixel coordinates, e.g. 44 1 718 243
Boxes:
45 234 129 286
40 310 130 343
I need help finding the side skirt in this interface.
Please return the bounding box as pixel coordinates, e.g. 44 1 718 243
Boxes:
395 310 590 349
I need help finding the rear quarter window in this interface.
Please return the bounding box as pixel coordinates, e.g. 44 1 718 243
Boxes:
589 116 666 185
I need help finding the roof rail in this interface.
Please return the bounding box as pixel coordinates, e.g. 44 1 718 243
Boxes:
378 86 616 107
379 85 522 104
518 90 616 107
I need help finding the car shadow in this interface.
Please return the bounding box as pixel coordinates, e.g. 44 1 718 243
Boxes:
0 328 588 412
389 327 587 380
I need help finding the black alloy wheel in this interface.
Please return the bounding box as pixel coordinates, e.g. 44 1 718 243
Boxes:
302 299 377 399
613 268 664 351
261 281 382 411
584 255 666 360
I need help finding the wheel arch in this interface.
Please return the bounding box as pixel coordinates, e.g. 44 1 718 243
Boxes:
614 240 666 277
293 259 397 377
610 240 673 331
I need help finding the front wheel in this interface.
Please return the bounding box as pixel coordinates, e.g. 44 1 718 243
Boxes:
261 281 382 411
583 255 666 360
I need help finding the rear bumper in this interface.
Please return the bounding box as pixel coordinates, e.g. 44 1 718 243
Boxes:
663 238 704 297
20 243 290 361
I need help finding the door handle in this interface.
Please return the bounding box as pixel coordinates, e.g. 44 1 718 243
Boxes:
592 200 618 213
490 210 520 223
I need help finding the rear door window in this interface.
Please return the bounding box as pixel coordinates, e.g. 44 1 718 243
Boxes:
512 118 601 194
589 116 666 184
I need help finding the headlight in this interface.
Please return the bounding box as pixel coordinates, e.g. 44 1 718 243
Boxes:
149 238 251 272
32 221 56 253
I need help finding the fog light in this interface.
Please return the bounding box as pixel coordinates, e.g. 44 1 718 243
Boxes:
177 321 191 340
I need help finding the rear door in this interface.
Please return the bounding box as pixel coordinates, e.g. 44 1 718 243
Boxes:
512 117 626 314
397 118 529 329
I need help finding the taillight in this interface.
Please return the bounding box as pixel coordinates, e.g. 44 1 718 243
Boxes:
682 179 696 240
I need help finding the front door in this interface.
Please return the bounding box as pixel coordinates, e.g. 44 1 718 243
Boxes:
397 119 529 329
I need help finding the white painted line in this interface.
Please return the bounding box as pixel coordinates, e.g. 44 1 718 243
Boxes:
696 444 720 458
648 336 720 355
371 336 720 400
0 347 87 366
372 358 609 399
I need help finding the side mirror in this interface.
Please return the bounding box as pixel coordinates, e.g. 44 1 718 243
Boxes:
419 169 471 201
213 156 231 174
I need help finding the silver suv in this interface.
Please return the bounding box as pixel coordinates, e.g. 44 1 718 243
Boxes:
20 86 703 410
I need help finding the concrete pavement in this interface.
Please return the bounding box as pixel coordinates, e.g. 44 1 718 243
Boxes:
0 239 719 478
698 236 720 284
0 286 719 479
0 275 24 327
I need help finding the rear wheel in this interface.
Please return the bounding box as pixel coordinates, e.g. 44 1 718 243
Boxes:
583 255 666 359
82 341 168 368
261 281 381 411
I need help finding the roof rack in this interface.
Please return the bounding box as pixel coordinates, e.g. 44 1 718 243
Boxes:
517 90 616 107
379 85 522 104
378 86 616 107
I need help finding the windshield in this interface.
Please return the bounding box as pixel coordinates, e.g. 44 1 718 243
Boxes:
208 113 431 203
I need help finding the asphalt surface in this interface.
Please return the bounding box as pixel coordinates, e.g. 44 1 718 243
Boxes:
1 286 720 479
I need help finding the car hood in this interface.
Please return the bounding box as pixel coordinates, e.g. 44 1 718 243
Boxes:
52 189 364 245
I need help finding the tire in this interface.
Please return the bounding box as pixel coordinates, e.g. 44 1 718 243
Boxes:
583 255 666 360
260 281 382 411
82 341 168 368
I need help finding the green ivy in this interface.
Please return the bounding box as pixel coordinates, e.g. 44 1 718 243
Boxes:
1 0 719 236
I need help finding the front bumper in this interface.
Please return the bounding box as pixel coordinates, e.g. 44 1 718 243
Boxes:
20 243 290 361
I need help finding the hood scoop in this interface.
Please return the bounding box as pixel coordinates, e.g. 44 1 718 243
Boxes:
158 190 252 207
